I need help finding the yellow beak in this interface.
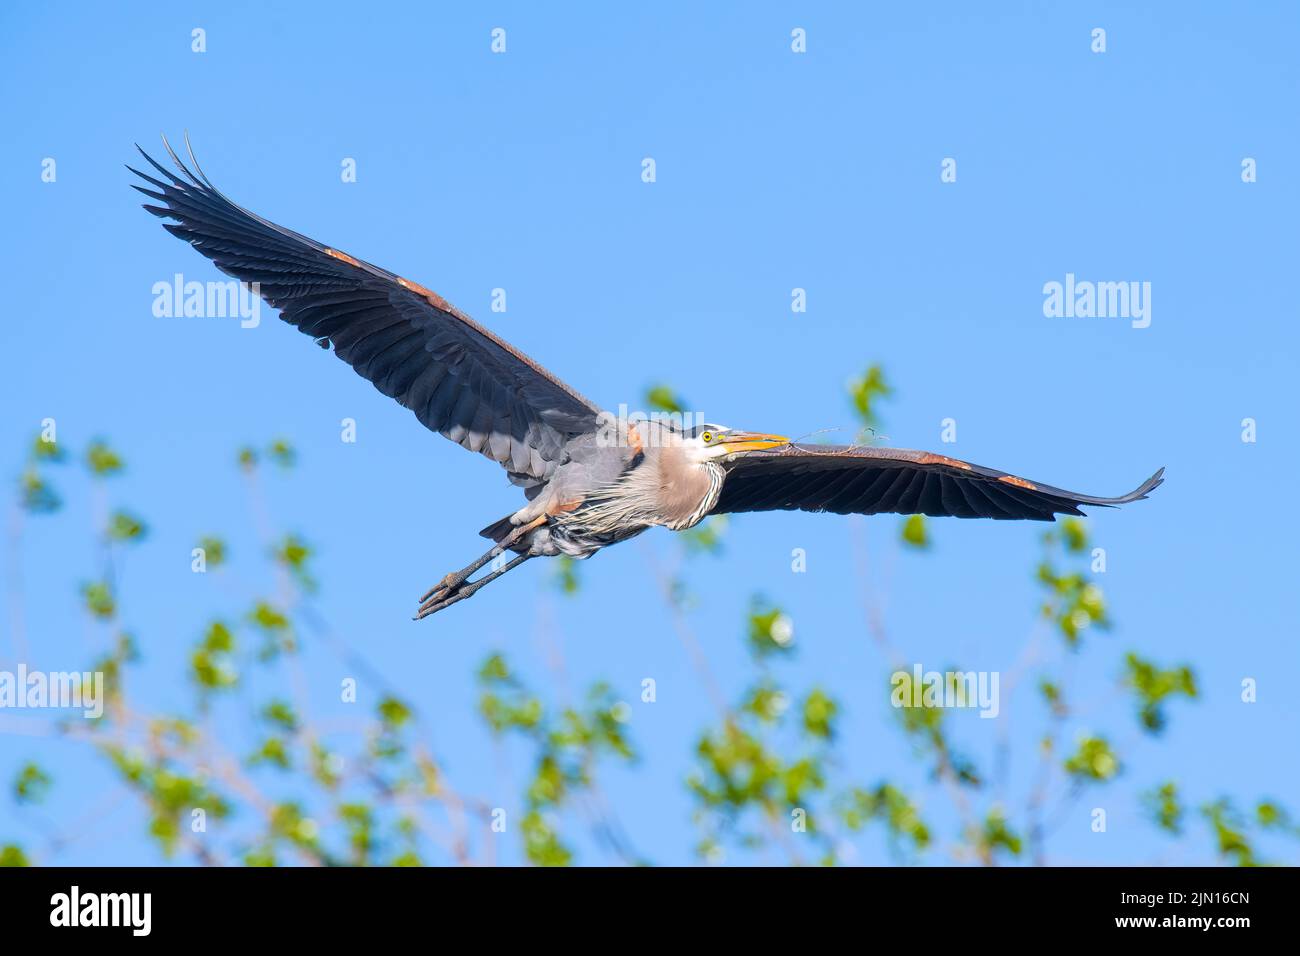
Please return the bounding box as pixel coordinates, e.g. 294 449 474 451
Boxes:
720 431 789 452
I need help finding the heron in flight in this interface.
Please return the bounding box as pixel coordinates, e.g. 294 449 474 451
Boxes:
130 138 1163 620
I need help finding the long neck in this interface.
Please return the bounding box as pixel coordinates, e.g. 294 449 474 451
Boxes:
653 445 724 531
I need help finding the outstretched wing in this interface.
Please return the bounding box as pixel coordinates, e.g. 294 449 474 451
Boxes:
715 444 1163 521
130 136 602 486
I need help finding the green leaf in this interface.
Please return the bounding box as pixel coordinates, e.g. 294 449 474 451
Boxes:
267 439 297 469
32 433 65 463
85 440 124 477
81 581 116 619
802 689 838 739
262 700 299 731
377 696 412 728
1059 518 1089 554
107 510 148 542
900 514 930 550
980 807 1023 858
1123 653 1198 734
196 536 227 568
1143 781 1183 833
847 364 892 427
746 597 794 657
552 556 580 595
644 385 687 415
1064 736 1120 782
273 534 317 592
681 516 728 556
13 763 51 804
1201 799 1257 867
19 469 61 513
0 845 30 867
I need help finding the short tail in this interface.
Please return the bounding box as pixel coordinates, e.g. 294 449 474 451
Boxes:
475 512 530 548
479 515 521 546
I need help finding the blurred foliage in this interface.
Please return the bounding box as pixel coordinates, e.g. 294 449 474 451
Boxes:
838 784 931 855
85 440 124 477
900 514 929 550
551 555 580 596
4 384 1294 867
20 469 61 513
1143 781 1183 834
13 763 51 804
197 535 227 568
1123 653 1197 734
0 845 30 867
273 534 317 593
267 439 297 469
1037 519 1108 646
103 741 232 857
80 580 116 619
746 597 795 658
1039 679 1067 718
32 433 65 463
1064 736 1120 782
681 515 727 556
892 669 982 789
977 808 1024 862
478 653 636 865
688 679 835 863
248 600 296 659
1202 799 1257 867
191 621 238 695
107 510 148 542
644 385 687 415
847 364 891 429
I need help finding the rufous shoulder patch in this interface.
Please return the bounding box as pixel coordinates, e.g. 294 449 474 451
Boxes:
998 475 1037 490
396 277 451 312
324 248 361 267
919 453 971 470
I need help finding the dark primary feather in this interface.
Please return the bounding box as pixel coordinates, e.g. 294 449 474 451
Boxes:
129 136 602 486
715 444 1164 522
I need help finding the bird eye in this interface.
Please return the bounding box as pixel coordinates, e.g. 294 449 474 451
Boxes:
701 431 714 444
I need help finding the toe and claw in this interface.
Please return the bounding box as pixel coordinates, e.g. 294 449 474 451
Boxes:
414 516 545 620
415 571 471 619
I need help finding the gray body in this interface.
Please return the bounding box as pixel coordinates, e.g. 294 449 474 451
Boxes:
496 419 725 559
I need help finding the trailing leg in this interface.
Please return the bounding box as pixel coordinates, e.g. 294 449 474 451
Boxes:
416 515 546 606
414 553 533 620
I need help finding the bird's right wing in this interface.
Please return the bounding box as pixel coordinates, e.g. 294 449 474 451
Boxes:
716 444 1163 521
130 138 603 486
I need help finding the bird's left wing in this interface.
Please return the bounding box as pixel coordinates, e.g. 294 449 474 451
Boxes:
130 138 603 486
715 444 1163 521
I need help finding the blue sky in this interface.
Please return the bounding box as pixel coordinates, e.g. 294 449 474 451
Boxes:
1 1 1297 865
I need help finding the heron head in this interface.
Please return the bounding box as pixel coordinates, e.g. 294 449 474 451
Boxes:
687 423 789 460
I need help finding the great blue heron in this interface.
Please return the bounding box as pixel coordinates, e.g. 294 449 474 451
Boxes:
130 139 1164 620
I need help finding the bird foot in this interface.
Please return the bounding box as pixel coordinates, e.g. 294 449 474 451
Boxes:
413 546 533 621
413 595 455 620
416 572 465 615
414 575 485 620
418 571 463 604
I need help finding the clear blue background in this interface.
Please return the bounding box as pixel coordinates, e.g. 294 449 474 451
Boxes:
1 1 1296 865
